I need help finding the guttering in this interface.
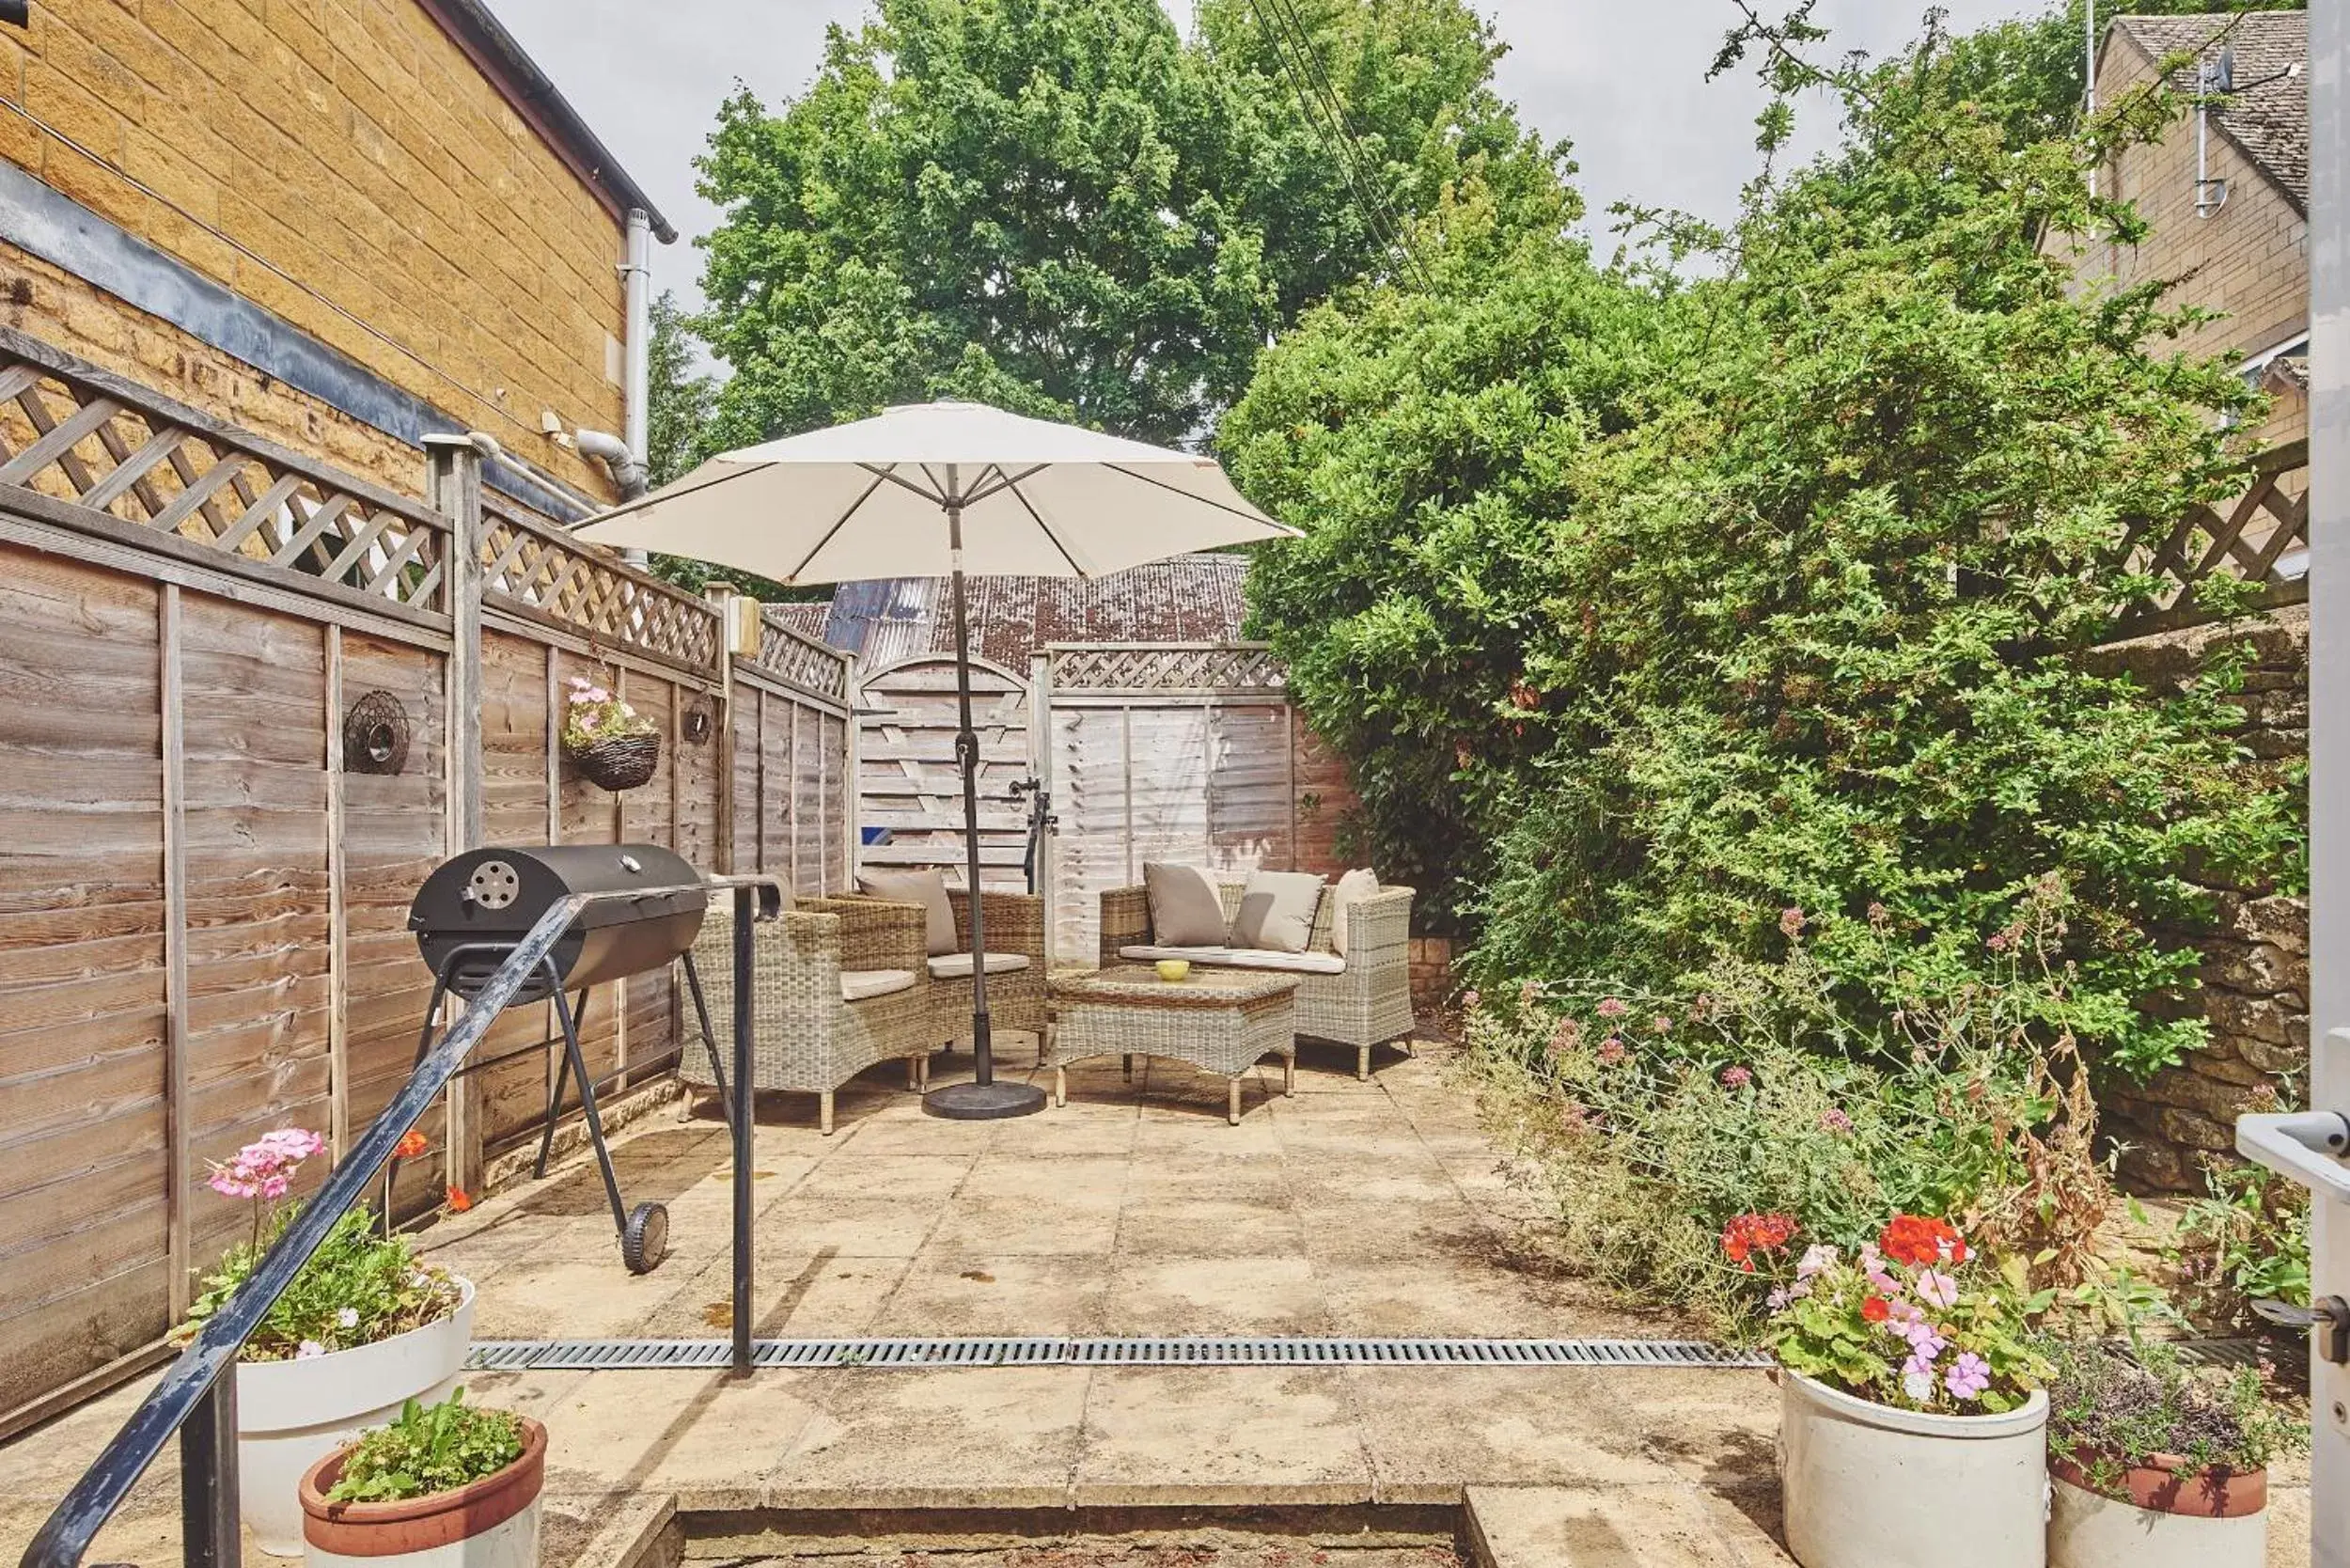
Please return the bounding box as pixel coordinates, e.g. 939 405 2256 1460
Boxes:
412 0 679 243
623 210 652 467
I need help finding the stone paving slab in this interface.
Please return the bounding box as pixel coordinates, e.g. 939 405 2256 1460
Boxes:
40 1035 2296 1564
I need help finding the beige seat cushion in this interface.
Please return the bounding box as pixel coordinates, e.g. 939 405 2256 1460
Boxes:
926 951 1033 980
1119 943 1344 977
1144 862 1230 947
839 967 918 1003
857 869 958 956
1328 868 1381 957
1231 870 1325 953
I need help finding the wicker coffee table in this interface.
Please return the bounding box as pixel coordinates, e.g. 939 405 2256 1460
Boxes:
1045 965 1299 1124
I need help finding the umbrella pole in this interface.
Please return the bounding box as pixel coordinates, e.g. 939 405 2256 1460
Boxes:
923 490 1045 1121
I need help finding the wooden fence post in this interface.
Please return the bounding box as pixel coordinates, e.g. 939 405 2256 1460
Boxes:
423 435 484 1196
1031 650 1054 957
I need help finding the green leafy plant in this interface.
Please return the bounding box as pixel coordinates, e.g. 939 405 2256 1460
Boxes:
2044 1338 2301 1497
1768 1216 2052 1416
2173 1163 2312 1332
325 1389 525 1504
183 1206 462 1363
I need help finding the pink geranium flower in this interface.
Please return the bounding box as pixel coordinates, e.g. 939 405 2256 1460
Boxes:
1915 1268 1959 1309
1945 1352 1992 1402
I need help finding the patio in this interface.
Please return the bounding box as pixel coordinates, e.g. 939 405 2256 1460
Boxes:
0 1033 1802 1567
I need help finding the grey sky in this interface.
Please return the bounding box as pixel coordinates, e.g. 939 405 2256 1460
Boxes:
491 0 2054 304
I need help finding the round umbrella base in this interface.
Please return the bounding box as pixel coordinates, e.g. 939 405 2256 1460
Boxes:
923 1080 1048 1121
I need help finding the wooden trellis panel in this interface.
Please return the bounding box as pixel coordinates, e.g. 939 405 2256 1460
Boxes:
2111 439 2311 634
1034 643 1360 963
855 655 1032 888
479 499 720 675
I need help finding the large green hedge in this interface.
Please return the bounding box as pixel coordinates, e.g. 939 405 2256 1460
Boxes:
1225 25 2302 1077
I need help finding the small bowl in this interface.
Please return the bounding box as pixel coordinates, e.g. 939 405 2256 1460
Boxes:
1154 959 1191 983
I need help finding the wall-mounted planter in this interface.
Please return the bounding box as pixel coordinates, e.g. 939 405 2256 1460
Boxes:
567 732 659 792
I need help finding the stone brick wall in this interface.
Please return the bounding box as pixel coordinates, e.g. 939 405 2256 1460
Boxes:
1408 935 1457 1017
0 0 629 499
2091 607 2310 1191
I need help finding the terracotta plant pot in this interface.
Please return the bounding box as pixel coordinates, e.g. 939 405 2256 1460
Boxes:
299 1415 545 1568
1779 1370 2048 1568
2048 1450 2266 1568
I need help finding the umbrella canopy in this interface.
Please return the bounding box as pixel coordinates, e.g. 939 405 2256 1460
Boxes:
575 400 1296 1121
574 400 1295 583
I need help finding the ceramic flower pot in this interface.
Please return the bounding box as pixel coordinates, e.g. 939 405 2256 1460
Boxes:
2047 1451 2265 1568
298 1415 544 1568
1780 1369 2049 1568
236 1278 476 1557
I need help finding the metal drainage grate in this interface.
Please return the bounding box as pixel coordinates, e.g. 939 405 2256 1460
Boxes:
465 1336 1771 1372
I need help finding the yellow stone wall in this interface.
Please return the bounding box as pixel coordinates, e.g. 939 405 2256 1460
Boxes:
0 0 632 500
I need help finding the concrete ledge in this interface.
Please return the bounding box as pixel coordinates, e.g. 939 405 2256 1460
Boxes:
1464 1484 1791 1567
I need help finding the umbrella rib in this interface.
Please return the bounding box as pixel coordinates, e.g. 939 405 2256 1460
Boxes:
786 467 896 582
1102 463 1293 531
1000 472 1093 579
961 463 1048 507
860 463 948 504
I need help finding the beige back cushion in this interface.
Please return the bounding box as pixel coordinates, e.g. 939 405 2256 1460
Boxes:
857 869 958 956
1144 862 1230 947
1231 870 1326 955
1328 868 1380 957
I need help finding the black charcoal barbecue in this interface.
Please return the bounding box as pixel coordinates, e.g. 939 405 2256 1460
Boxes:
403 844 729 1274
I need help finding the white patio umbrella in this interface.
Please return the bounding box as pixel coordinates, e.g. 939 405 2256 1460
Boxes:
576 401 1297 1119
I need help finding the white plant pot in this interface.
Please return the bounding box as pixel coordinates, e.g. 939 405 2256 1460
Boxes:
1779 1369 2049 1568
302 1497 537 1568
2048 1470 2265 1568
235 1278 475 1557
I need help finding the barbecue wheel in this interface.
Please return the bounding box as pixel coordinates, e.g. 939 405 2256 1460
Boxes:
621 1201 669 1275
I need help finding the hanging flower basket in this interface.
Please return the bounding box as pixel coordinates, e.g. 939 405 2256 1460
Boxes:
561 675 660 792
569 731 660 791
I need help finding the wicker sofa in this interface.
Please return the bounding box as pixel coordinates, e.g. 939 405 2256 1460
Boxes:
682 894 933 1134
1098 878 1416 1078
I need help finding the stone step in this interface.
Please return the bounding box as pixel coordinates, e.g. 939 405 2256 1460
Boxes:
1465 1485 1793 1568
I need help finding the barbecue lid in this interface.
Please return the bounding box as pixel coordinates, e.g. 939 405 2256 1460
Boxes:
408 845 707 935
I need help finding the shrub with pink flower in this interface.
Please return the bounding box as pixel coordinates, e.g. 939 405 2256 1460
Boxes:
1766 1217 2049 1416
180 1126 462 1364
1720 1064 1753 1090
560 673 656 755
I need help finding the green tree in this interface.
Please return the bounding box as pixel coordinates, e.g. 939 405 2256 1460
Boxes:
1230 15 2301 1074
645 290 717 487
694 0 1569 447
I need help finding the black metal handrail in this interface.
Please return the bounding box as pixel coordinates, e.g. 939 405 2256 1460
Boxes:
23 880 768 1568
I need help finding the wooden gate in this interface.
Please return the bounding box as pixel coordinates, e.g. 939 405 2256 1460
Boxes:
854 654 1032 888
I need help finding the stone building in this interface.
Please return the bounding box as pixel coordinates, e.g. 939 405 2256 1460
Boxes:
2060 11 2311 1189
0 0 673 518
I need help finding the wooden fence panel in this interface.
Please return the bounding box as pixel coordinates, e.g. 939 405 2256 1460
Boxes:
0 334 857 1426
854 656 1029 887
0 548 169 1414
177 595 335 1268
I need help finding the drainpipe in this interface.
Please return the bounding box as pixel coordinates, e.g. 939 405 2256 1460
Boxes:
578 209 656 563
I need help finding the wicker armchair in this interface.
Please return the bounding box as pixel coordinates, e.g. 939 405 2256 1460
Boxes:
829 886 1049 1058
933 887 1049 1051
682 895 933 1134
1097 878 1416 1078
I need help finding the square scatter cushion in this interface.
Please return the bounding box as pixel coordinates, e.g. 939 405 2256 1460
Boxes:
1231 870 1326 954
1144 862 1230 948
1328 868 1380 958
857 869 958 957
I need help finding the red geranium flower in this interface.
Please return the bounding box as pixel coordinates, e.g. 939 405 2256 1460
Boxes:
392 1128 429 1161
1721 1212 1797 1272
1878 1215 1966 1267
1861 1295 1890 1323
444 1184 473 1214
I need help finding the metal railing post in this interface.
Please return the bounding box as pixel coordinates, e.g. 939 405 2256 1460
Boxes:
730 884 754 1375
179 1377 237 1568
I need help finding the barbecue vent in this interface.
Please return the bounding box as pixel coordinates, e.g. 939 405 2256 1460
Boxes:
409 844 707 1002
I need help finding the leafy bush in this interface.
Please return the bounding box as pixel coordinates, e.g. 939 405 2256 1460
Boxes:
2045 1339 2300 1493
1463 887 2117 1332
327 1389 525 1504
184 1207 462 1363
2172 1164 2312 1332
1230 12 2302 1077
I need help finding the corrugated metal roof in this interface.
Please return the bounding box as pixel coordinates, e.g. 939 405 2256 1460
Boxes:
2114 11 2307 210
818 554 1252 673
